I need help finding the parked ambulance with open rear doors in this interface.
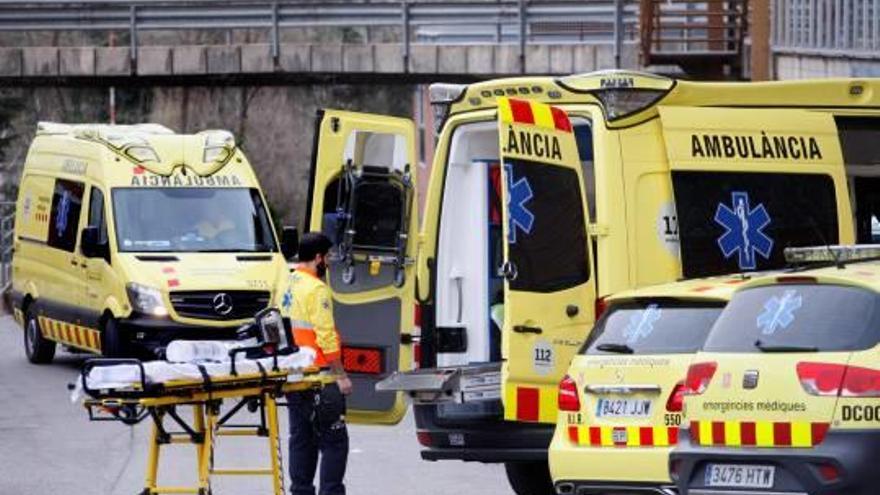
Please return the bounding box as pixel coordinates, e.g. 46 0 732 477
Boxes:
299 70 880 493
672 245 880 495
549 275 745 495
11 123 299 363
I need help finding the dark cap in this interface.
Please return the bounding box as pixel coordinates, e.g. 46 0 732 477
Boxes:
298 232 333 262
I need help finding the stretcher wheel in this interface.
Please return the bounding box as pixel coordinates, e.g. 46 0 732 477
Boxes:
24 305 55 364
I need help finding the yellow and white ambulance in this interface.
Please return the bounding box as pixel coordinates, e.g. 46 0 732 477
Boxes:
11 123 298 362
672 246 880 495
549 275 744 495
301 71 876 491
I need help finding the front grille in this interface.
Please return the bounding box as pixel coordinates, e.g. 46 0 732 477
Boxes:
169 290 271 321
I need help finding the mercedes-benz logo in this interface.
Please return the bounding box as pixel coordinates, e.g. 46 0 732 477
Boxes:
212 292 234 316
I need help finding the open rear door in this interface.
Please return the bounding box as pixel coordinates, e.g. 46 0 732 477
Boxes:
658 106 852 279
498 98 596 424
305 109 417 424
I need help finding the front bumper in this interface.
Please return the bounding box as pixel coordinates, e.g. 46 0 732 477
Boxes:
120 316 241 355
414 402 554 463
671 427 880 495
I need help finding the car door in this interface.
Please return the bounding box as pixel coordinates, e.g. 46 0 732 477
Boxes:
305 109 417 424
82 185 113 353
497 97 597 424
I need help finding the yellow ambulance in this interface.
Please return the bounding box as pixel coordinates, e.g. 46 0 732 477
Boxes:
11 122 298 363
672 245 880 495
549 275 744 495
301 71 872 491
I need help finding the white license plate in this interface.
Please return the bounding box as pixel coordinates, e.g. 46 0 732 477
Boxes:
705 464 775 488
595 398 652 418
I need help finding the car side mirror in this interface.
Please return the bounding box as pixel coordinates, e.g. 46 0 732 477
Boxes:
81 226 109 261
280 226 299 260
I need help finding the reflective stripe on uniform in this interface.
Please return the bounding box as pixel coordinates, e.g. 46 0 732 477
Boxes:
690 420 830 447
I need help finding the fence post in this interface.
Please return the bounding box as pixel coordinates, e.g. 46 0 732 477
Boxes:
518 0 526 73
402 1 410 73
129 5 137 73
614 0 623 68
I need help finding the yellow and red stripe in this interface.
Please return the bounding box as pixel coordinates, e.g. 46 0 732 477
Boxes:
690 420 830 447
498 97 573 134
567 425 679 447
504 383 558 423
37 316 102 353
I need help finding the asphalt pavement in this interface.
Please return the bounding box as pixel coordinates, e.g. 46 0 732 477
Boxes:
0 315 510 495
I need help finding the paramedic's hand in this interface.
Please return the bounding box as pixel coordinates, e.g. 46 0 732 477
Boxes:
338 375 353 395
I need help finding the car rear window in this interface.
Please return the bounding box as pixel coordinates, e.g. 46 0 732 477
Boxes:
703 284 880 352
582 301 725 355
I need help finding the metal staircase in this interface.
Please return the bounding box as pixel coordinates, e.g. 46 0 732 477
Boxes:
640 0 749 79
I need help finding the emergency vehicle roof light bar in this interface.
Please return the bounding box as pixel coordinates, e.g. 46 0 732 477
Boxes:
200 129 236 164
784 245 880 264
429 83 466 135
37 122 170 164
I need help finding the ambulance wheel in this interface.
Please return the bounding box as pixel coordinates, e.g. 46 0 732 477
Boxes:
101 317 126 358
504 461 554 495
24 307 55 364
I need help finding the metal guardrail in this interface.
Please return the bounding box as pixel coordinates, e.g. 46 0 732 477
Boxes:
0 0 640 69
0 201 14 293
772 0 880 57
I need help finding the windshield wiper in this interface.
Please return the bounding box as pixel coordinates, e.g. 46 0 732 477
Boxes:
596 343 635 354
754 340 818 353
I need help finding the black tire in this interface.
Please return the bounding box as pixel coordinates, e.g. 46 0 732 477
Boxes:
101 317 127 358
505 461 555 495
23 306 55 364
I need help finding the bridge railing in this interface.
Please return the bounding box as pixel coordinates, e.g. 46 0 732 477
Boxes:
0 1 640 69
772 0 879 57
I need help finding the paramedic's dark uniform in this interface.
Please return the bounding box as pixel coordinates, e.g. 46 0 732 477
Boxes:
284 267 348 495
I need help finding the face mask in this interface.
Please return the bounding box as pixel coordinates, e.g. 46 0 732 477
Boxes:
316 260 327 279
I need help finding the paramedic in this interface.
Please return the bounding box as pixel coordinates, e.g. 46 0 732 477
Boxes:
284 232 352 495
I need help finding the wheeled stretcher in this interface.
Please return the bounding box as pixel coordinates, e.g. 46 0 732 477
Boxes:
77 347 329 495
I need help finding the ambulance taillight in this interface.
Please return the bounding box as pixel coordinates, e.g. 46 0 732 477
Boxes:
558 375 581 412
797 362 880 397
665 380 687 412
683 362 717 396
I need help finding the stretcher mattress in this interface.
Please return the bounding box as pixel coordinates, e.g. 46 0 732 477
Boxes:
72 341 316 400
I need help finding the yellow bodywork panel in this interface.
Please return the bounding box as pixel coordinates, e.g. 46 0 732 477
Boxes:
497 97 596 423
306 109 417 425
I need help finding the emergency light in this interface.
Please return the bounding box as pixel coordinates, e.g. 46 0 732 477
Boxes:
784 245 880 264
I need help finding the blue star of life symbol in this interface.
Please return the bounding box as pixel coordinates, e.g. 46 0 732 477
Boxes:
714 191 773 270
623 304 662 344
281 287 292 310
55 190 71 237
756 289 802 335
505 163 535 244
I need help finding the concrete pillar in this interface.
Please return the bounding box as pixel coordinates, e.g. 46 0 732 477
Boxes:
750 0 771 80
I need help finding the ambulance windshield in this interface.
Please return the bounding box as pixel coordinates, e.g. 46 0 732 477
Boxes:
112 187 277 253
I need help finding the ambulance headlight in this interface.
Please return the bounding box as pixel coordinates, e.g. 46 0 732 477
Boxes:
127 283 169 317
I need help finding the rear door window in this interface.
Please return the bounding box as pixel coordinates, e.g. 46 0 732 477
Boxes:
506 161 589 293
704 284 880 352
48 179 85 253
673 171 838 278
583 301 724 355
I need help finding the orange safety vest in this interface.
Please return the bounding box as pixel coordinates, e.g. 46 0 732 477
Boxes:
283 267 342 369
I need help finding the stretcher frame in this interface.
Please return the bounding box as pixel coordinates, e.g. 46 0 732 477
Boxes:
81 359 330 495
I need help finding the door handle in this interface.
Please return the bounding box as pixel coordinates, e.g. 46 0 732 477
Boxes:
70 259 79 266
512 325 542 334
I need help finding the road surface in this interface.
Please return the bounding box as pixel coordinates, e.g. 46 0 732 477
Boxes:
0 315 510 495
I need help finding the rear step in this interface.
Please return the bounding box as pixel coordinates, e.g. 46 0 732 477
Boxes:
376 363 501 404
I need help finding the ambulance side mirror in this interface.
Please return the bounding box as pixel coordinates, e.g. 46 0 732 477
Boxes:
81 226 109 262
280 226 299 261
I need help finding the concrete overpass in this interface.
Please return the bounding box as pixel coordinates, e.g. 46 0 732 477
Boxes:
0 0 642 85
